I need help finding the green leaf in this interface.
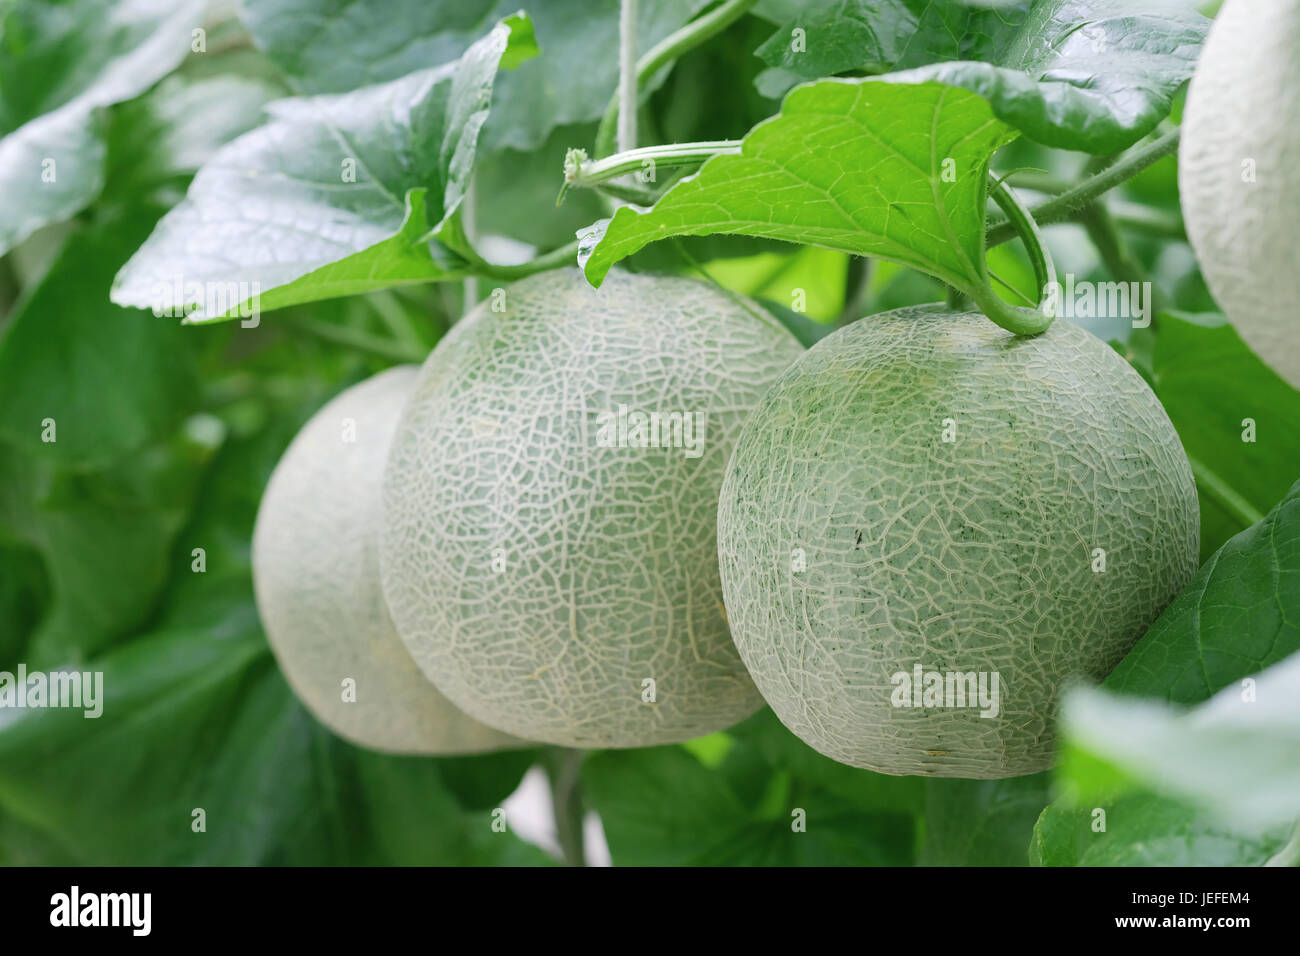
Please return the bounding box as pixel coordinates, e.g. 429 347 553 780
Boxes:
585 710 921 866
0 412 545 865
755 0 920 78
0 206 200 463
579 78 1018 296
918 774 1052 866
0 425 219 666
238 0 713 154
105 72 285 198
1105 480 1300 705
1059 653 1300 834
1032 482 1300 866
110 15 536 322
1031 790 1289 866
0 0 203 253
583 748 749 866
1151 311 1300 559
755 0 1208 154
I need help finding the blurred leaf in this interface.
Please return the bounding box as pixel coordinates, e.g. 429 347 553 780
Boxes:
756 0 1208 153
105 72 283 198
586 710 920 866
0 426 218 665
238 0 713 153
0 0 203 253
110 15 536 321
0 205 199 463
918 774 1052 865
0 410 545 865
1031 790 1289 866
474 123 606 251
1059 653 1300 833
580 79 1018 294
1152 312 1300 558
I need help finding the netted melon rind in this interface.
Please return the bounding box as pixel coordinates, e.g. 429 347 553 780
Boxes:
1180 0 1300 388
717 308 1199 778
380 269 805 747
253 366 524 755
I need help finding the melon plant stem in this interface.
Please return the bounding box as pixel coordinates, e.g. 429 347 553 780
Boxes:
595 0 759 158
618 0 638 154
1186 454 1265 528
986 128 1181 247
972 177 1055 335
282 314 425 363
544 748 587 867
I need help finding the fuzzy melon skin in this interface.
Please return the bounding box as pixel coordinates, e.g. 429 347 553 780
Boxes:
1180 0 1300 387
717 308 1199 778
252 367 523 755
380 269 804 748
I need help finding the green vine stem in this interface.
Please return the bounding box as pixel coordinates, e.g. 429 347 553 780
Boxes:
970 176 1055 336
283 314 426 363
459 238 583 281
594 0 759 158
564 140 741 198
618 0 638 154
986 128 1181 247
543 748 587 867
1187 454 1265 528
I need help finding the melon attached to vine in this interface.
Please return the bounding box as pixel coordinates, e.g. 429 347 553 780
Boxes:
253 366 523 755
380 269 804 747
1180 0 1300 387
717 307 1199 778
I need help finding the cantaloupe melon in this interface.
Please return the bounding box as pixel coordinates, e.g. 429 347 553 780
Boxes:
716 307 1199 778
1180 0 1300 388
380 269 804 747
253 366 522 755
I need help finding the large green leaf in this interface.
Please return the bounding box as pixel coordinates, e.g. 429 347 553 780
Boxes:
918 775 1052 866
0 206 199 463
585 709 920 866
1032 482 1300 866
0 402 545 865
1152 312 1300 560
580 77 1018 296
238 0 713 153
1104 480 1300 705
0 0 203 253
755 0 1208 154
110 15 537 322
1059 652 1300 835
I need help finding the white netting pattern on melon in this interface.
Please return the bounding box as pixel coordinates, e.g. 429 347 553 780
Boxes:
381 269 804 747
253 366 523 755
718 308 1199 777
1180 0 1300 388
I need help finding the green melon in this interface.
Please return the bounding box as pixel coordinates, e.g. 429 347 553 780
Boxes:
253 366 522 755
717 307 1199 778
380 269 804 747
1180 0 1300 388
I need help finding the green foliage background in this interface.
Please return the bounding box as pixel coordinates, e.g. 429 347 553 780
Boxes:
0 0 1296 866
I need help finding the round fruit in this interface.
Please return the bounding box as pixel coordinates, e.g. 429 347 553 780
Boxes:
253 366 522 755
380 269 804 747
1180 0 1300 388
717 307 1199 778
